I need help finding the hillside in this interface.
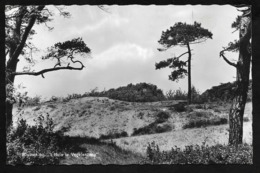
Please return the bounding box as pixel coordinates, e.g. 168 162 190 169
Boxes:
10 82 253 164
13 97 252 157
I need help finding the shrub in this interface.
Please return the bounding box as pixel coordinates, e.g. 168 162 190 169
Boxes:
143 142 252 164
99 131 128 140
132 123 173 136
106 83 165 102
7 114 66 165
137 112 144 119
155 124 172 133
132 115 173 137
183 114 228 129
173 103 186 112
156 111 170 123
110 106 116 111
25 95 42 106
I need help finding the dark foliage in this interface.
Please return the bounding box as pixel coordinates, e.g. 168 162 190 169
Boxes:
172 102 187 112
132 111 172 136
132 123 172 136
105 83 165 102
201 80 252 102
158 22 213 48
183 111 228 129
143 142 252 164
156 22 213 82
42 38 90 60
155 57 188 82
156 111 170 123
6 113 111 165
99 131 128 140
7 114 67 165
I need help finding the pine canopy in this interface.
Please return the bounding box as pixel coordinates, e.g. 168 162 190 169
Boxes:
158 22 213 49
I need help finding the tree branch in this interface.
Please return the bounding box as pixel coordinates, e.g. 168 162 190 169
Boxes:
220 51 237 68
12 53 85 78
176 51 189 59
12 65 84 78
11 6 45 61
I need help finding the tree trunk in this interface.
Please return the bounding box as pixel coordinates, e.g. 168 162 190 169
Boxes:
6 70 17 130
187 43 192 104
229 16 251 145
5 6 44 129
252 7 260 163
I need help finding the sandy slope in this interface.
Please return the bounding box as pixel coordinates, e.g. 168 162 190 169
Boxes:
112 102 252 155
12 97 252 155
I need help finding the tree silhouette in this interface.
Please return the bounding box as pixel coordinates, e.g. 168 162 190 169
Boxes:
156 22 212 104
5 6 91 129
219 5 251 145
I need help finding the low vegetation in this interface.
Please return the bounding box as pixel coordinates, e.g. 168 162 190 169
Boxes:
201 80 252 102
183 111 228 129
143 141 252 164
8 81 252 164
99 131 128 140
105 83 165 102
7 114 140 165
7 114 66 165
132 111 173 136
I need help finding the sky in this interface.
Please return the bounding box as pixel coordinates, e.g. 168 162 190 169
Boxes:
13 5 242 99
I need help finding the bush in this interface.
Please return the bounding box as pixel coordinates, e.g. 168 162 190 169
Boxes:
7 114 66 165
99 131 128 140
173 103 186 112
156 111 170 123
106 83 165 102
132 123 173 136
143 142 252 164
25 95 42 106
132 111 172 136
110 106 116 111
183 112 228 129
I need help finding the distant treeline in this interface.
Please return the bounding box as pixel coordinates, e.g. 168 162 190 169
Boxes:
201 80 252 102
22 81 252 106
82 83 165 102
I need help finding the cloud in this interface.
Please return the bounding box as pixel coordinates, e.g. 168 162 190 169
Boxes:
69 13 129 35
85 43 154 69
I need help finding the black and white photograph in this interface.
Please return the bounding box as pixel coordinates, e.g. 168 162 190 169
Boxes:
5 4 253 165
